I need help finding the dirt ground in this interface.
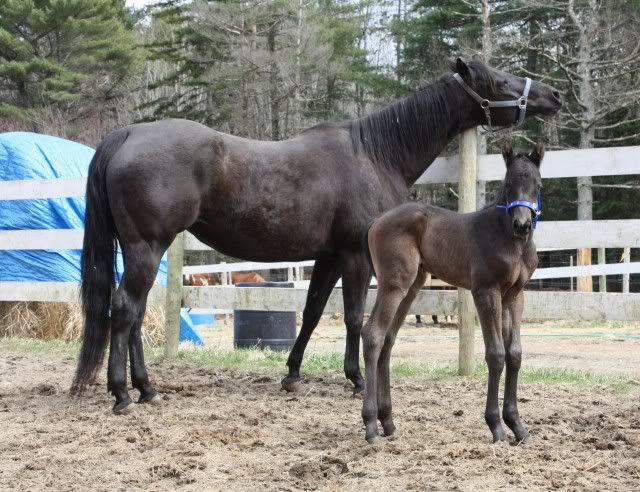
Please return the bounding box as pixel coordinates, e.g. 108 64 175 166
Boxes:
1 345 640 491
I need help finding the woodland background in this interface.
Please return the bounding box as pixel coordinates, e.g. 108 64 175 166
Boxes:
2 0 639 289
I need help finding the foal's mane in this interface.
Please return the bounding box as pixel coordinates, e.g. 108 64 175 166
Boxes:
347 61 497 170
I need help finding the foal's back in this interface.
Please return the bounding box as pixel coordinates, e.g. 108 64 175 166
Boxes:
368 202 536 292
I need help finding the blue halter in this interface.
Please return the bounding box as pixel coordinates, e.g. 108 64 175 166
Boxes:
496 192 542 229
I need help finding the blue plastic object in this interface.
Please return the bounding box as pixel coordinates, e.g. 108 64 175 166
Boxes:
180 309 205 345
0 132 166 283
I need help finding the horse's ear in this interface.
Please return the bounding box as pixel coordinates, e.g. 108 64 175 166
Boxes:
502 143 514 167
454 58 470 79
529 143 545 167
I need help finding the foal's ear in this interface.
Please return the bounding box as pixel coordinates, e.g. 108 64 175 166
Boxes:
502 143 514 166
529 143 545 167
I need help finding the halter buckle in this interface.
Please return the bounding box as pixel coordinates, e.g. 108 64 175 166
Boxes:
480 99 490 109
518 97 528 109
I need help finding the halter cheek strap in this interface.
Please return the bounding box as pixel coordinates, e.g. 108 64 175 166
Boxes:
496 192 542 229
453 73 532 131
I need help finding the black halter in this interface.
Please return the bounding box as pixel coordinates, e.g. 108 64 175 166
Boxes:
453 73 532 131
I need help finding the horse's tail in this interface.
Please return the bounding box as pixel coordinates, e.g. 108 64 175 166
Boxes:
71 128 129 394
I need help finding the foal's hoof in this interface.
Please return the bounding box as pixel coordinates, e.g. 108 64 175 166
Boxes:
281 375 301 393
137 387 158 404
491 426 508 443
513 428 529 444
112 397 133 415
366 434 382 445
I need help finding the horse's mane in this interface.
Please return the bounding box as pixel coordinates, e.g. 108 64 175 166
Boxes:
347 60 497 170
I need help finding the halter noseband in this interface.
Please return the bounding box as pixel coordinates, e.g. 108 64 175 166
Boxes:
453 73 532 131
496 192 542 229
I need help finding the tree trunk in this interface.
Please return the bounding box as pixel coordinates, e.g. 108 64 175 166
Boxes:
268 15 280 141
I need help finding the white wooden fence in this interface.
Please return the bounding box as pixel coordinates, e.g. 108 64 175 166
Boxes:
2 143 640 369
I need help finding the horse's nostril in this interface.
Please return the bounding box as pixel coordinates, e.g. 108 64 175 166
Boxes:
552 90 561 100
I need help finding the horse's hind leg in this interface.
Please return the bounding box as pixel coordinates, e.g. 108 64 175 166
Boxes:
282 257 340 390
109 240 165 413
502 291 528 442
341 253 373 394
129 295 156 403
377 268 427 437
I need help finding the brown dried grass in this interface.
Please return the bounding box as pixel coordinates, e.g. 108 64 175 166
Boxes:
0 302 165 346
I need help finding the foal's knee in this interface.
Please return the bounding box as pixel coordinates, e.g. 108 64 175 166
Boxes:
505 346 522 370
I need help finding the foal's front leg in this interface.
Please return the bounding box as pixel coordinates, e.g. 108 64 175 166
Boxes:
502 291 529 442
473 288 506 442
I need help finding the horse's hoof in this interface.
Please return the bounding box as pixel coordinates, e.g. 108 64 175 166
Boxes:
281 376 301 393
137 387 158 404
113 397 133 415
352 377 365 396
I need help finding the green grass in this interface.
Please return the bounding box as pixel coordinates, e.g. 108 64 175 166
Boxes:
0 336 636 389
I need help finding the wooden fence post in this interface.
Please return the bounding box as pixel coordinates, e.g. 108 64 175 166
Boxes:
458 128 477 376
598 247 606 293
623 247 630 293
164 232 184 358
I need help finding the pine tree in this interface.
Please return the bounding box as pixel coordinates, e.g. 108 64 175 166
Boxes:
0 0 141 123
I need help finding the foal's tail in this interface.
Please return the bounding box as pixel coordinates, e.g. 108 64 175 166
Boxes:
364 221 376 276
71 128 129 394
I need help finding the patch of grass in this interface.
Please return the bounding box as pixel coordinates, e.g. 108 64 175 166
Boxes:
1 337 637 390
0 336 79 354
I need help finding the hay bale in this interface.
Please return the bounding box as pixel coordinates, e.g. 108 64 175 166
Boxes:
0 301 165 347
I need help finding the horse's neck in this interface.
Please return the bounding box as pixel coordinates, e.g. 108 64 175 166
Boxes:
385 78 481 185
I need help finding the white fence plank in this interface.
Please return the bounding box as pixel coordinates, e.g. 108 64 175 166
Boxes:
183 260 315 275
181 286 640 321
3 221 640 253
0 177 86 200
0 282 165 304
535 220 640 249
0 229 84 250
2 283 639 321
532 262 640 280
417 146 640 184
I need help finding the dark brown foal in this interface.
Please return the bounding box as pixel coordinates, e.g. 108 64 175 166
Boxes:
361 143 545 444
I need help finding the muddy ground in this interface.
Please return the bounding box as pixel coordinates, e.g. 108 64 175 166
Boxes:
1 347 639 491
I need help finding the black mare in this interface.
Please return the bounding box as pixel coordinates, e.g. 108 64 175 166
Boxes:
71 59 561 413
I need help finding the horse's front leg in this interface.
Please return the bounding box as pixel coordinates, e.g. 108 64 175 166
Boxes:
502 290 529 442
473 288 506 442
341 253 373 394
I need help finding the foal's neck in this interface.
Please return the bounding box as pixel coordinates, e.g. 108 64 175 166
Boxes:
349 74 481 185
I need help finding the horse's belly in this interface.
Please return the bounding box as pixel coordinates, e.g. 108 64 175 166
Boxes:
188 216 332 262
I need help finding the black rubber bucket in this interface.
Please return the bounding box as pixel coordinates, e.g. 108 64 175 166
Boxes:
233 281 296 351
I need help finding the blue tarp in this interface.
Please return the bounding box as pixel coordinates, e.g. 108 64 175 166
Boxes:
0 131 166 284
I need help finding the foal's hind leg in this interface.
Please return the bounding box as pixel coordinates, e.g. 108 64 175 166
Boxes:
341 253 373 394
361 288 405 443
109 241 165 413
282 257 340 391
377 268 427 437
502 291 528 442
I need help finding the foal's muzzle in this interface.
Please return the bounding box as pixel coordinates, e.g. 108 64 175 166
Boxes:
513 218 532 237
